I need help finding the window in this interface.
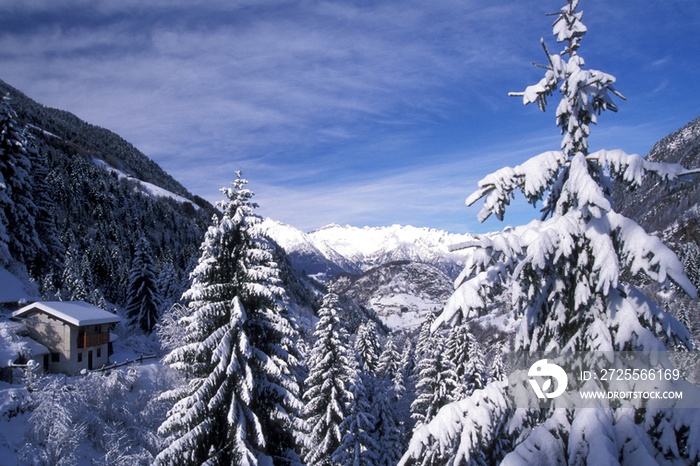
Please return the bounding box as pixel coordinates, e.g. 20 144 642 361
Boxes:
51 352 60 363
97 348 101 358
78 352 82 363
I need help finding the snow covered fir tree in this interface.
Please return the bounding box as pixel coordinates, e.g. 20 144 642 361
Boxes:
125 236 160 333
0 94 46 272
155 172 305 466
399 1 700 465
301 293 353 466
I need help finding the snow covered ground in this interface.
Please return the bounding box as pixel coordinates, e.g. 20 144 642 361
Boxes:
371 291 518 333
0 355 173 465
0 266 37 304
26 123 60 140
370 293 442 331
0 384 29 464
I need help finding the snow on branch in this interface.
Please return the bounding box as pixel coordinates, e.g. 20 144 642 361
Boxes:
467 151 568 222
436 228 528 330
467 147 699 226
608 211 697 298
398 381 510 466
610 284 692 351
589 149 692 186
437 201 697 342
436 263 508 330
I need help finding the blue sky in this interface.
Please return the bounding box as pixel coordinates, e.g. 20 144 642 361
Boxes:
1 0 699 234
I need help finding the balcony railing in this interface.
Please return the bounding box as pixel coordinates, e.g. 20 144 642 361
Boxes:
77 332 110 349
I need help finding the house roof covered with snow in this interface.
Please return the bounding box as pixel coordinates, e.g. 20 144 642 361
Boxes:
12 301 121 327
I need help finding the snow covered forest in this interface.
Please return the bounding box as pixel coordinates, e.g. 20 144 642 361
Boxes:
2 0 700 464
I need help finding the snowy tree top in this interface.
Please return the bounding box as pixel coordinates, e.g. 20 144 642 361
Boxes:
436 0 697 355
509 0 624 157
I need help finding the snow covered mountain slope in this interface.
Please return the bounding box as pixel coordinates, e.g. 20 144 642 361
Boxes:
326 260 454 331
0 78 197 203
0 267 37 306
613 115 700 234
261 219 474 280
92 158 199 209
261 220 362 278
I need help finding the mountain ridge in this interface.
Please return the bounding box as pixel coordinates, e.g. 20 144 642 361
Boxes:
261 218 474 281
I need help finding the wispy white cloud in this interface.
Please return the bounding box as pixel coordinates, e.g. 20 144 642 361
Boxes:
651 57 671 68
1 0 699 233
251 129 562 233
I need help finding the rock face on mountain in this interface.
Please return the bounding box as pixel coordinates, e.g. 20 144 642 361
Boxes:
613 116 700 236
325 260 454 331
261 219 472 281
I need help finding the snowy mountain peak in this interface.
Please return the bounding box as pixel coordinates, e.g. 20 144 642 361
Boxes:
261 219 475 280
308 222 346 232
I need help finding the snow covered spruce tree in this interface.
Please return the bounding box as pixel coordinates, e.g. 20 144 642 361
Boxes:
60 244 89 302
125 236 160 333
0 94 41 267
443 323 486 400
376 335 401 381
157 257 185 312
371 375 404 466
410 330 457 428
301 293 354 466
399 2 700 465
333 367 379 466
155 172 304 466
354 321 381 374
25 139 63 274
391 338 416 430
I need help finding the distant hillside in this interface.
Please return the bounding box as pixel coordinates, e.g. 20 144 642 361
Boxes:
325 260 454 330
0 79 204 205
0 78 216 312
613 115 700 236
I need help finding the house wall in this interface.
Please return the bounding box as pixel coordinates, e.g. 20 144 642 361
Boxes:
23 310 74 374
22 312 111 374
